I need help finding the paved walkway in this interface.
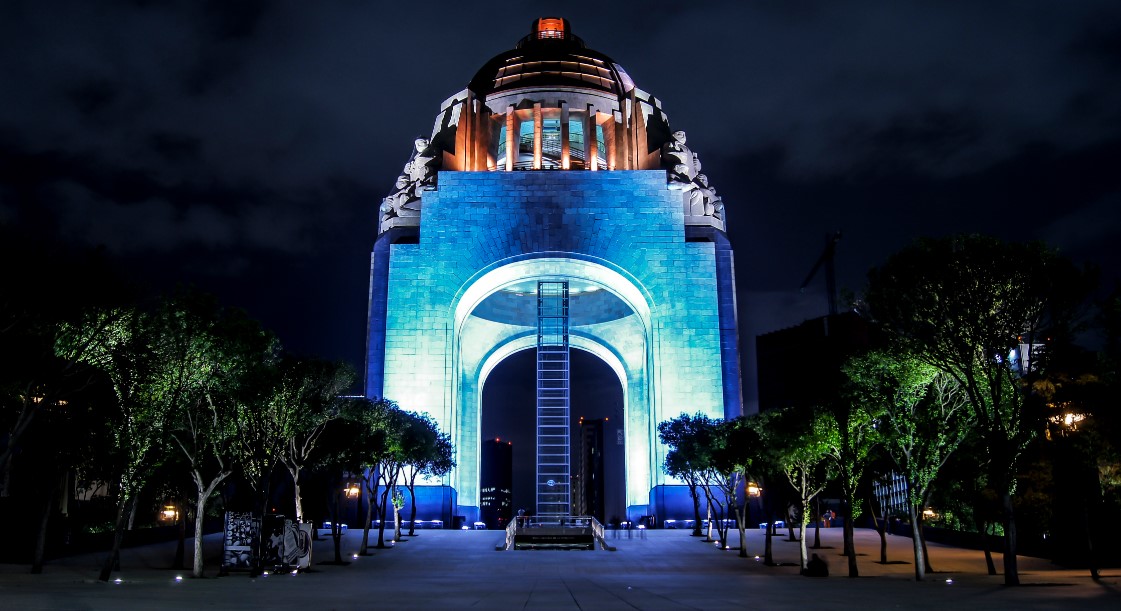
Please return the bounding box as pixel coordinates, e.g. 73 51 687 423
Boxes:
2 526 1118 609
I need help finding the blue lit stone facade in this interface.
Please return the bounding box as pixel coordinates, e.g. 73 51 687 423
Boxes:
366 170 740 522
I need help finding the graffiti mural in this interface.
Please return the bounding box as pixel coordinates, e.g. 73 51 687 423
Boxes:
221 512 260 571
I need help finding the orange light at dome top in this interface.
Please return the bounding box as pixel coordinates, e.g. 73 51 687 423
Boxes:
536 18 565 39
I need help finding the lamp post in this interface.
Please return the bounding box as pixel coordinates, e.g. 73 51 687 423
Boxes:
1048 407 1098 580
746 482 762 529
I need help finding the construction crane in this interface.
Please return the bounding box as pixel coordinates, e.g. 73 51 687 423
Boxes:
799 230 843 316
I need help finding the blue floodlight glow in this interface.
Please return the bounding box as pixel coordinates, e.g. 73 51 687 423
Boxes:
372 170 736 522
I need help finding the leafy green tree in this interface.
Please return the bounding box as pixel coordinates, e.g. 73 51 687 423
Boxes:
753 407 835 570
63 305 174 582
164 295 274 578
865 234 1092 585
400 413 454 537
709 417 758 557
305 402 370 565
845 350 972 580
276 359 355 524
341 398 399 555
824 378 883 578
658 413 717 537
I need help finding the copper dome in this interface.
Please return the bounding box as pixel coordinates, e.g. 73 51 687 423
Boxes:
468 18 635 98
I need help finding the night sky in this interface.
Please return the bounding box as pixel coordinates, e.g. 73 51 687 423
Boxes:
4 0 1121 419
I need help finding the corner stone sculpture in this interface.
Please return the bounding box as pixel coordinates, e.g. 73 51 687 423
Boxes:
379 138 439 233
660 130 723 223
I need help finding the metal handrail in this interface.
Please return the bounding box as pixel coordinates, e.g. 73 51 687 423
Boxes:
501 515 615 551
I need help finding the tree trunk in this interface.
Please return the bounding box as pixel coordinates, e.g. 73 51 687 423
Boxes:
908 504 925 581
30 494 54 574
407 484 417 536
98 497 131 582
376 486 391 548
843 498 859 578
764 518 775 565
799 504 810 570
190 473 227 578
126 497 138 531
812 496 822 549
332 489 345 564
703 498 714 542
1000 491 1019 586
979 519 997 575
735 488 749 558
919 519 933 573
251 474 272 576
193 491 208 577
289 465 304 524
359 494 376 555
689 482 703 536
1083 501 1099 580
870 497 887 564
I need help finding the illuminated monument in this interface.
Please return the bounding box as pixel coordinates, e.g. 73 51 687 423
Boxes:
366 18 742 523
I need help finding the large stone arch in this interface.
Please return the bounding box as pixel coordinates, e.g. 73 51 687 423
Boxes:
450 257 654 516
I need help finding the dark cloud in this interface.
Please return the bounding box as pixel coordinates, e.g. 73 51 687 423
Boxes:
2 0 1120 379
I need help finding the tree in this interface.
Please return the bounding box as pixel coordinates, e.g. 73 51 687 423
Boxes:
343 398 397 555
845 350 972 580
165 295 274 578
865 234 1093 585
276 359 355 525
373 407 412 547
63 305 173 582
752 407 835 571
825 377 883 578
709 417 758 557
658 413 717 537
400 413 454 537
306 405 369 565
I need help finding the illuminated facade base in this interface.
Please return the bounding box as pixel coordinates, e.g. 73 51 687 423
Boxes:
366 170 742 522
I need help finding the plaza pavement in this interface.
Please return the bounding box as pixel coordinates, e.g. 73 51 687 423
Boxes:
1 525 1118 610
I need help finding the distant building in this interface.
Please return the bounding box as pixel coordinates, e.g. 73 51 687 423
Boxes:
575 418 606 521
756 312 878 413
479 439 513 529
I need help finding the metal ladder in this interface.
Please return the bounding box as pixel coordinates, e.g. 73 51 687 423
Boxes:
536 281 570 519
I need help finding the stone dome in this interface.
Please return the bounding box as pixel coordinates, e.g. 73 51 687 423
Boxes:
467 18 635 98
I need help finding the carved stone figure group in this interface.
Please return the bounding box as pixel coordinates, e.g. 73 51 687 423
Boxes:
661 130 723 220
379 138 438 231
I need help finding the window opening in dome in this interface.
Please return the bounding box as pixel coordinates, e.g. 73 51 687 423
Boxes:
536 18 565 39
541 119 562 169
518 121 534 158
595 124 607 169
569 119 586 169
